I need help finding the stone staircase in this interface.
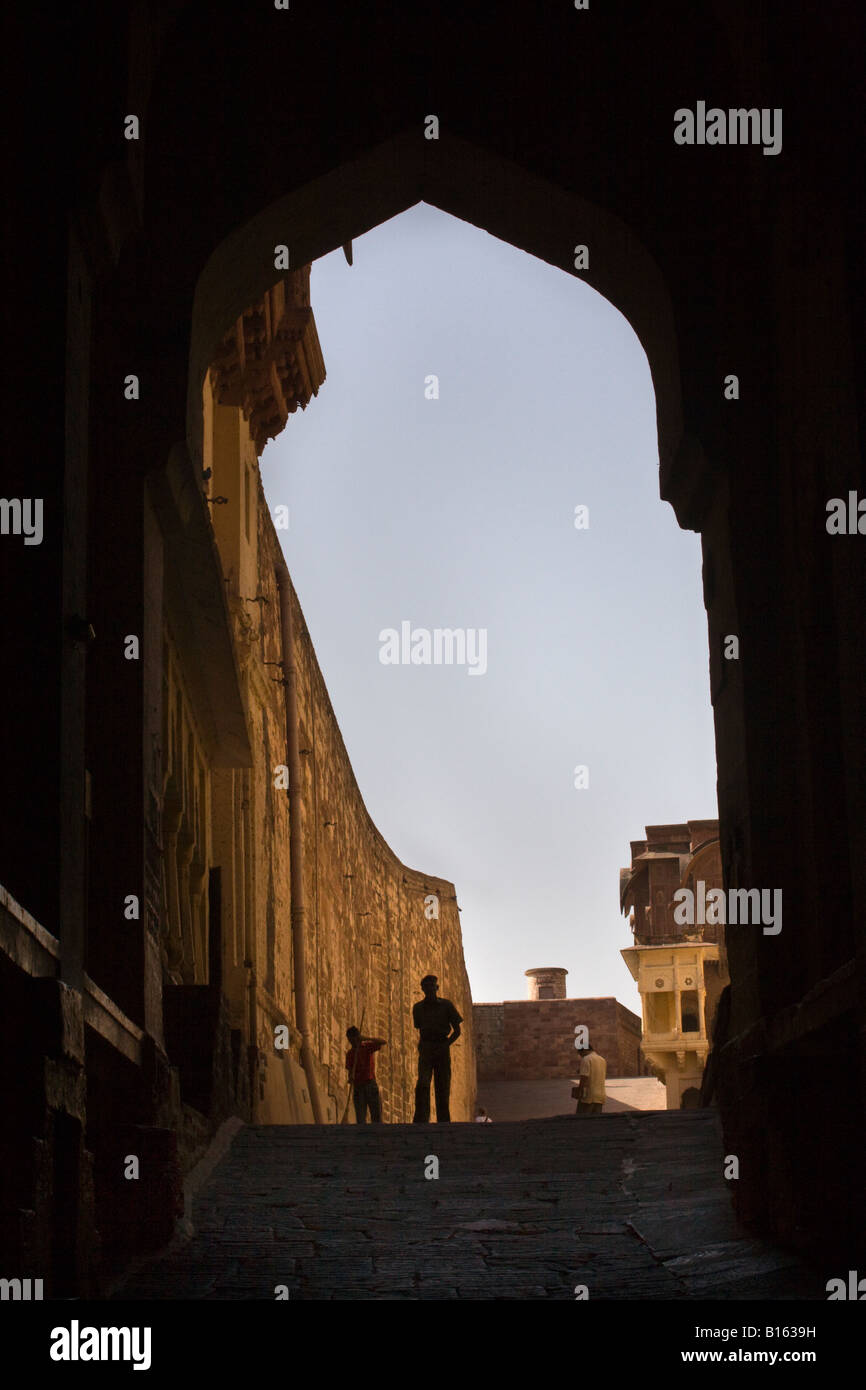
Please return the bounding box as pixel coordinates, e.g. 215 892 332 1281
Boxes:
114 1110 819 1300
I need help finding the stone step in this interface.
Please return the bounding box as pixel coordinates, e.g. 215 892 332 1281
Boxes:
113 1111 820 1301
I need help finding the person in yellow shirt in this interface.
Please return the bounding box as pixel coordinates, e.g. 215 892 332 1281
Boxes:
575 1044 607 1114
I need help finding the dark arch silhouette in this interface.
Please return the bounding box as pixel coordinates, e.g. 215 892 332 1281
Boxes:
2 2 862 1284
185 134 688 487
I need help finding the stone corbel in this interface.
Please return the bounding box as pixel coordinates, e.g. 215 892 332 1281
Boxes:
210 271 326 454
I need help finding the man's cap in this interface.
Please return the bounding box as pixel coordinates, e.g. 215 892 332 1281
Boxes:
420 974 438 987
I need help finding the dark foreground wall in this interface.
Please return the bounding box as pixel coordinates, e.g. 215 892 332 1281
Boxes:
1 1 864 1279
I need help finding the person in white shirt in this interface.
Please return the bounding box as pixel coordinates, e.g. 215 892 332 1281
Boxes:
574 1045 607 1114
475 1106 492 1123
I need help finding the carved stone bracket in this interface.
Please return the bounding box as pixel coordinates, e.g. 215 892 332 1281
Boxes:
210 268 326 454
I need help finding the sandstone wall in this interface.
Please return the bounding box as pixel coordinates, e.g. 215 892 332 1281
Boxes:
474 1003 505 1080
253 492 476 1123
474 997 641 1081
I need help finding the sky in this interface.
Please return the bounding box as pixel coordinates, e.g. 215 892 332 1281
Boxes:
260 203 718 1013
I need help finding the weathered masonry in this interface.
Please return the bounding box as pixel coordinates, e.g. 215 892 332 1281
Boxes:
474 969 642 1084
1 2 864 1284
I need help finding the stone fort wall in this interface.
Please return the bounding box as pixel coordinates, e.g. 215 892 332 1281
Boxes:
247 477 476 1124
475 998 641 1081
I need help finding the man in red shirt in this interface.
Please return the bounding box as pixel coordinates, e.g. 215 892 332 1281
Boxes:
345 1026 387 1123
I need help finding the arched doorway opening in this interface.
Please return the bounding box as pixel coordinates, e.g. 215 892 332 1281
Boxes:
167 146 725 1131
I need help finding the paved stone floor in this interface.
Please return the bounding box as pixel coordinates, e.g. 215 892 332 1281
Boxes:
114 1110 821 1300
477 1075 667 1119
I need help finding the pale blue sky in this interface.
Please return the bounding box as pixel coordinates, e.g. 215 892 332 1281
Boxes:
261 204 717 1012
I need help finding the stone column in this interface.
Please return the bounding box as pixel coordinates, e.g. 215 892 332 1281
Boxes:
176 825 195 984
161 793 184 982
189 856 207 983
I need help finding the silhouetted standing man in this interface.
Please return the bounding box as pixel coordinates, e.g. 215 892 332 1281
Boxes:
412 975 462 1123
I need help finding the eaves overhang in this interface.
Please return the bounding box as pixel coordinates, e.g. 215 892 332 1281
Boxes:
678 837 722 888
